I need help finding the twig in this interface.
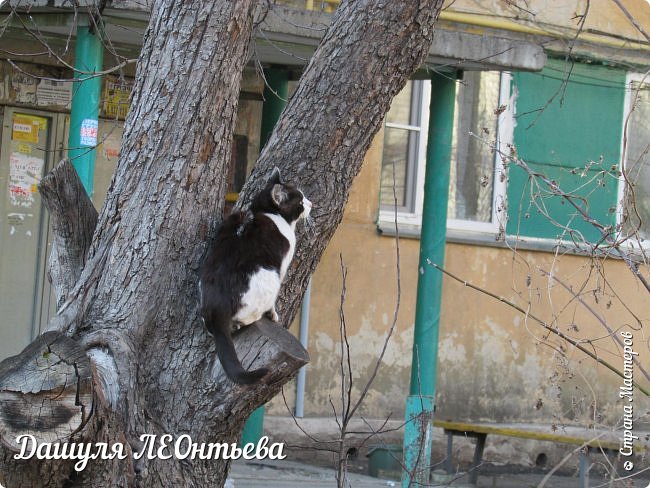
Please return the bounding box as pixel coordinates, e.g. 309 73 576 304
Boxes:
610 0 650 43
489 136 650 294
539 268 650 382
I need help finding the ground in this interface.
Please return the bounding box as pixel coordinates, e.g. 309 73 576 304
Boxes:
252 446 650 487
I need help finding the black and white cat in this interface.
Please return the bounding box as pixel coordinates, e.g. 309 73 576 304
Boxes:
199 168 312 384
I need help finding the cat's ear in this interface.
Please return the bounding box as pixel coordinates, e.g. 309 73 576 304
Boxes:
269 166 282 185
271 184 288 206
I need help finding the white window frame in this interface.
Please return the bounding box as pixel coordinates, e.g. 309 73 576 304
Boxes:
379 80 431 223
378 72 511 237
615 71 650 250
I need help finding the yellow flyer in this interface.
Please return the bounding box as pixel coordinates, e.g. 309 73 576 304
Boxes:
11 114 47 143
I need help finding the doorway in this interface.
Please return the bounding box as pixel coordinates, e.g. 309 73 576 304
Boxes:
0 108 122 361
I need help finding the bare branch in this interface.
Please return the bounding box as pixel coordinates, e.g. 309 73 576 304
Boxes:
610 0 650 43
38 160 98 309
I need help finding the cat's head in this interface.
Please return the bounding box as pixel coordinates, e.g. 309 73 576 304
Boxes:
251 167 311 224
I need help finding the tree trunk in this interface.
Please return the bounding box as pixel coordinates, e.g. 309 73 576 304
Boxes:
0 0 443 486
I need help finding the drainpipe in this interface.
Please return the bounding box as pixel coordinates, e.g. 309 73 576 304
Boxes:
294 278 312 417
402 71 456 487
68 16 104 196
240 66 289 446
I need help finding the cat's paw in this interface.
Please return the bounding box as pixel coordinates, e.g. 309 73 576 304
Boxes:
265 308 280 322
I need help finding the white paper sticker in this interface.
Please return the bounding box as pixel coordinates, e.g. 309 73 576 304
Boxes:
9 152 44 208
80 118 98 146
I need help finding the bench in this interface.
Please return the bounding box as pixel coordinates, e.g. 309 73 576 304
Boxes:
434 420 650 487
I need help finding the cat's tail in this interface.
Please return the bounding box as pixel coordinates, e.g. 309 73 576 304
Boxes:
213 329 268 384
204 314 268 385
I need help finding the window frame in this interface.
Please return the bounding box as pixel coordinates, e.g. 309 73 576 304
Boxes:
379 79 430 218
378 72 511 237
616 71 650 250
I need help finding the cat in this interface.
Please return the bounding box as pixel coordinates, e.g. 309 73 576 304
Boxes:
199 167 312 384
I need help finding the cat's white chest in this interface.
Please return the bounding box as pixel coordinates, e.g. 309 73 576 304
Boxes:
234 268 280 325
263 212 296 280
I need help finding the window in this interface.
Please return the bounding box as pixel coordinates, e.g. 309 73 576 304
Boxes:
378 71 508 234
379 61 642 251
620 74 650 245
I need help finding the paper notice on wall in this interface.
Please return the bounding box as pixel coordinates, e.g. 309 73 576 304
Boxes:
7 213 27 227
16 143 32 155
100 127 122 161
9 152 44 208
80 118 98 146
12 73 37 104
11 114 47 143
36 79 72 107
102 78 133 120
12 117 38 143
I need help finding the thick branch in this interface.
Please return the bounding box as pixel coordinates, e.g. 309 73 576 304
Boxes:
0 331 94 451
38 160 98 309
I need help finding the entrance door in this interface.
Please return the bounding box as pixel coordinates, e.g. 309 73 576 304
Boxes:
0 108 64 360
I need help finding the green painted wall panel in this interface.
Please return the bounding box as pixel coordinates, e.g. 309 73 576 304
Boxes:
507 59 626 241
507 162 620 243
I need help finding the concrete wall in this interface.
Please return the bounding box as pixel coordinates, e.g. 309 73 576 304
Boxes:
267 128 650 430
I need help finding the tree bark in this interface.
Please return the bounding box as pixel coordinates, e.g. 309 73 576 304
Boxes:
0 0 443 486
0 331 93 450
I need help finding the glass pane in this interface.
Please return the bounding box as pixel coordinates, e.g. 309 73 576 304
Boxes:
386 81 413 125
448 71 501 223
623 81 650 241
380 127 414 208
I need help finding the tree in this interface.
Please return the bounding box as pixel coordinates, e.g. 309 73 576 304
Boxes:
0 0 444 485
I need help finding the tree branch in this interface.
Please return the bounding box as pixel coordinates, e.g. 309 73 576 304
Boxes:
610 0 650 43
0 331 94 451
38 160 98 309
238 0 445 325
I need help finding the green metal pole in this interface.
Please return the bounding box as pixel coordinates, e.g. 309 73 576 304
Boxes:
68 17 104 196
240 67 289 447
402 72 456 487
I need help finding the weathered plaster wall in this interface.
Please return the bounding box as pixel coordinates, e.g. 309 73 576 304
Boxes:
446 0 650 44
267 129 650 431
438 245 650 426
